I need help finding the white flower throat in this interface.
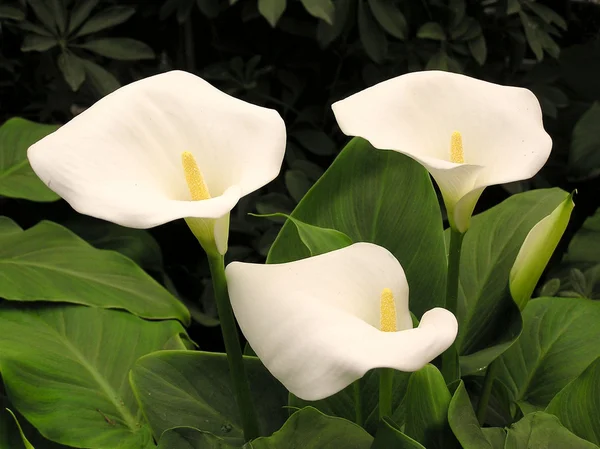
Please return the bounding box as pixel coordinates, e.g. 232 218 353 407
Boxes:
450 131 464 164
182 151 211 200
380 288 397 332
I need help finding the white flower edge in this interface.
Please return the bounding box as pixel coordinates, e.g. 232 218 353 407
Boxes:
28 71 286 230
332 71 552 232
226 242 458 400
510 193 574 310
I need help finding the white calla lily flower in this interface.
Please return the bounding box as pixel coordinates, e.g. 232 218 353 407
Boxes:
332 71 552 233
28 70 286 255
226 243 458 400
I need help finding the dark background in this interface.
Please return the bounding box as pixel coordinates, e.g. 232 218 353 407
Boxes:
1 0 599 347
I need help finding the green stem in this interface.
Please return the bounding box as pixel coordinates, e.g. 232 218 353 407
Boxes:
207 254 260 441
353 379 363 426
441 228 465 383
476 360 498 425
379 368 394 420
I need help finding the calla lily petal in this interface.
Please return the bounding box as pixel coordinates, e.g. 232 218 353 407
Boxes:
226 242 458 400
332 71 552 232
28 71 286 231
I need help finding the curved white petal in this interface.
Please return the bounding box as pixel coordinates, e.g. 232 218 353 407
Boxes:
226 243 458 400
28 71 286 228
332 71 551 229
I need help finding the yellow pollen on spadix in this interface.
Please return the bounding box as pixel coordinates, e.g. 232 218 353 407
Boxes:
450 131 465 164
181 151 211 201
380 288 397 332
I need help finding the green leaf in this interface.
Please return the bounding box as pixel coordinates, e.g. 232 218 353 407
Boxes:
0 4 25 21
75 6 135 37
5 410 35 449
569 103 600 181
510 194 574 309
468 35 487 65
417 22 446 40
496 297 600 412
358 0 387 63
292 129 336 156
285 169 313 202
0 118 59 201
426 51 450 71
403 365 455 449
368 0 407 39
158 427 235 448
0 218 190 324
300 0 334 24
48 0 67 34
253 212 352 256
0 304 186 449
130 351 287 445
80 59 120 96
20 34 57 51
504 412 598 449
564 207 600 267
289 369 411 435
316 0 350 48
257 0 286 27
1 400 34 449
456 189 569 372
448 381 494 449
25 0 57 34
78 38 155 60
520 12 544 61
16 20 53 36
249 407 373 449
57 51 86 91
546 357 600 445
526 3 567 30
267 138 447 319
68 0 99 34
371 417 426 449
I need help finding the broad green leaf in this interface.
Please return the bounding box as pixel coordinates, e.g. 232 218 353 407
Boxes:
68 0 99 34
252 213 352 256
403 365 456 449
456 188 568 373
0 304 186 449
292 129 336 156
448 381 493 449
0 118 59 201
249 407 373 449
371 418 426 449
358 0 387 63
300 0 334 25
75 6 135 37
0 218 190 324
80 59 120 96
563 207 600 267
546 357 600 445
65 217 164 273
504 412 598 449
130 351 287 445
510 193 574 310
258 0 286 27
285 169 312 202
290 369 411 435
267 138 447 319
368 0 407 39
468 35 487 65
57 51 86 91
496 297 600 412
417 22 446 40
78 38 155 60
568 102 600 181
157 427 235 448
20 34 57 52
0 4 25 20
25 0 57 33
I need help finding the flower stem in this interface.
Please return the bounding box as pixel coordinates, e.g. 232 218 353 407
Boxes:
441 228 465 383
476 359 498 425
379 368 394 420
353 379 363 426
207 253 260 441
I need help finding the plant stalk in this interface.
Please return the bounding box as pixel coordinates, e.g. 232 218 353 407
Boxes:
353 379 363 426
476 360 499 425
441 228 465 383
379 368 394 420
207 253 260 441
